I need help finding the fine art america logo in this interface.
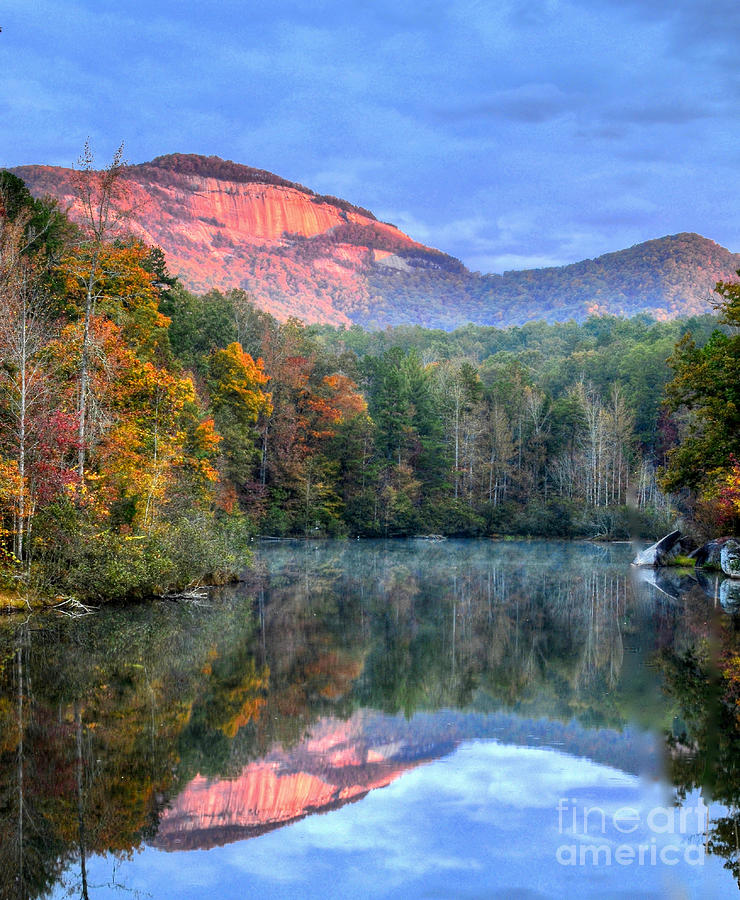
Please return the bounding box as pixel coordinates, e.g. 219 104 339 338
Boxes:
555 798 708 867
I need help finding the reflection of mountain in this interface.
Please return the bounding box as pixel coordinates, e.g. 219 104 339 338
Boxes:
154 708 658 852
0 540 696 899
154 714 443 850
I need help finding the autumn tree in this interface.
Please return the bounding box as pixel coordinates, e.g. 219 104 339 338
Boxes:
662 275 740 522
207 341 272 504
0 181 71 562
67 141 130 479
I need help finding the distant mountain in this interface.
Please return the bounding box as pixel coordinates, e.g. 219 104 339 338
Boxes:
10 154 740 328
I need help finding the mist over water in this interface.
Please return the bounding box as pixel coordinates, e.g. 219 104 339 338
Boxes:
0 540 736 898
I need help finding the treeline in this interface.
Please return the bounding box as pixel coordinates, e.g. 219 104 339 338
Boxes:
165 284 725 541
1 158 737 602
154 277 740 540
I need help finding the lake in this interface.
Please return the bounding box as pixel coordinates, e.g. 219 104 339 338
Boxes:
1 539 737 898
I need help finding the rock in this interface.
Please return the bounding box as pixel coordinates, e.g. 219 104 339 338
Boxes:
676 534 698 556
721 540 740 579
695 569 724 601
633 566 696 600
721 577 740 611
691 536 733 569
632 531 683 567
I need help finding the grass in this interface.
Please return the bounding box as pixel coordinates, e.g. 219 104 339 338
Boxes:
671 555 696 568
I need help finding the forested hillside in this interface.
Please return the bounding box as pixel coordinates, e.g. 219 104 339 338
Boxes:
11 155 740 329
368 232 739 328
165 287 721 540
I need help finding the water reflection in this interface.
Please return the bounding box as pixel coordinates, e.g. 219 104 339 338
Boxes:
0 539 737 897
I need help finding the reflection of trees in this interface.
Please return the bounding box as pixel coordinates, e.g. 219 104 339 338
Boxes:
0 598 267 899
261 540 672 728
658 608 740 886
0 539 700 897
0 626 69 900
354 551 633 722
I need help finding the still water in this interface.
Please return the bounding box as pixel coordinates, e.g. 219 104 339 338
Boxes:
1 539 738 898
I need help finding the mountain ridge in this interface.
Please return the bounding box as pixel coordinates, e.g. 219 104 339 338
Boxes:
8 154 739 328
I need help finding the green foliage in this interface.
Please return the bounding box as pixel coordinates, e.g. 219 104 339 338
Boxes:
670 555 696 567
160 283 238 375
0 169 74 265
661 276 740 523
157 294 712 540
32 504 251 602
0 545 20 590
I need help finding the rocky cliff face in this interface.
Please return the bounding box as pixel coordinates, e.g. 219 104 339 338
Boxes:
11 154 432 326
11 154 740 329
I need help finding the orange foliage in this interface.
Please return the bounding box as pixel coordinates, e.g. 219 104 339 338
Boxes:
209 342 272 423
48 316 220 528
59 241 170 358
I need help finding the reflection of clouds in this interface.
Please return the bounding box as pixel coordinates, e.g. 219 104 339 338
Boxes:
79 742 732 899
387 742 631 812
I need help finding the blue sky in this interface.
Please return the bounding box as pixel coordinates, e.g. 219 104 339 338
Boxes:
1 0 739 272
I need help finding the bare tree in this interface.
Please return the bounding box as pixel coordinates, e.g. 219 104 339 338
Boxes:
70 140 129 480
0 211 54 561
486 402 514 506
567 380 635 509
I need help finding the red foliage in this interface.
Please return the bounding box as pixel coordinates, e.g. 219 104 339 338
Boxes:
31 410 81 503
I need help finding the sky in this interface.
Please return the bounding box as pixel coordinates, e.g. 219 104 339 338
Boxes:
1 0 739 273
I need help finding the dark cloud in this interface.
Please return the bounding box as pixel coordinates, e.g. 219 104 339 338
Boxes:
435 85 579 123
587 0 740 70
609 101 716 126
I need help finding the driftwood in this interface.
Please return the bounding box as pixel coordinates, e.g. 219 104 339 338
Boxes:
51 597 98 617
160 586 209 604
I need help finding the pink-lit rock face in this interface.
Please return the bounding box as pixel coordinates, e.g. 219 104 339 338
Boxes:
153 713 440 851
11 155 427 326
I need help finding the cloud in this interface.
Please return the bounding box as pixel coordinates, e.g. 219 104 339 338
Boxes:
609 101 715 125
435 84 580 124
470 253 566 273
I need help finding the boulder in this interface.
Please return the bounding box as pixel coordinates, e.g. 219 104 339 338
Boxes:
721 540 740 579
691 537 733 569
695 569 723 601
632 531 683 567
720 577 740 611
633 566 697 600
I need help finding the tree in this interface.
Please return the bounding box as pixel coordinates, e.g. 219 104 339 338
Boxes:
662 275 740 513
0 197 67 561
207 342 272 500
67 141 129 480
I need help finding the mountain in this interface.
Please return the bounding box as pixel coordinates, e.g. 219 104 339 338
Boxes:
10 154 740 328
